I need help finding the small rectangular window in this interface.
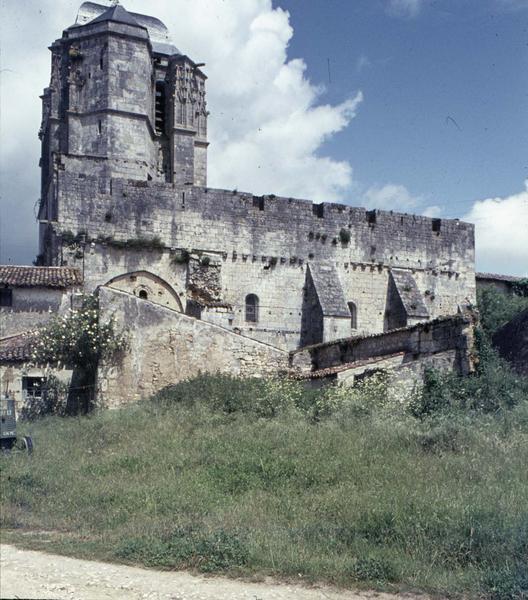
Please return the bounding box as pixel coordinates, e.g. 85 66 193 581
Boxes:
366 210 376 225
0 288 12 307
98 120 102 135
432 218 441 233
22 377 45 400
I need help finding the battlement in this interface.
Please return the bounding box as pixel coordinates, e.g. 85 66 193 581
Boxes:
35 3 476 354
50 167 474 275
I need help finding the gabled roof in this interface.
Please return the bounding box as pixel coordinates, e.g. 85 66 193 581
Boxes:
307 263 350 318
0 331 38 363
0 266 82 289
88 3 141 27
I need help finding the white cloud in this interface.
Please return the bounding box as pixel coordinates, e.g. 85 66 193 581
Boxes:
362 182 439 217
356 54 372 73
422 205 442 218
463 182 528 277
0 0 363 263
386 0 424 18
363 183 421 211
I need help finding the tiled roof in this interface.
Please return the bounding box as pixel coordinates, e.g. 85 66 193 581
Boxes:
290 314 471 355
0 266 82 289
0 331 38 363
476 272 524 283
74 2 181 55
89 4 141 27
292 352 405 380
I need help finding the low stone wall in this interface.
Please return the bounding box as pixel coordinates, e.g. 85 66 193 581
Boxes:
290 314 476 378
97 287 289 407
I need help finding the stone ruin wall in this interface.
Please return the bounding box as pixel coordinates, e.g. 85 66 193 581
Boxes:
97 287 289 407
50 167 476 350
290 314 475 376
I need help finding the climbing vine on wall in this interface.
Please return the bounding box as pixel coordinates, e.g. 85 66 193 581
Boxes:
31 295 125 370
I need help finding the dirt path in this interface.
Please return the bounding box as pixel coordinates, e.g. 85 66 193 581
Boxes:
0 544 430 600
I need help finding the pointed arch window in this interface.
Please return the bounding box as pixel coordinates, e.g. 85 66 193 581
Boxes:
348 301 357 329
245 294 259 323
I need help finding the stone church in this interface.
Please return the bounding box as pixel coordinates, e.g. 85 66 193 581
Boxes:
1 2 478 407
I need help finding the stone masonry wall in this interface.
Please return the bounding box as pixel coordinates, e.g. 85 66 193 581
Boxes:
290 314 475 377
0 288 73 338
52 171 476 349
97 287 289 407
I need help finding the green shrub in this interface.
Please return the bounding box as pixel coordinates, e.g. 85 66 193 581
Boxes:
477 287 528 337
171 249 190 264
20 375 69 420
31 295 124 372
339 227 351 244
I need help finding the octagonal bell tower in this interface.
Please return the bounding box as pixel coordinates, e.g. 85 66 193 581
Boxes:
38 2 208 263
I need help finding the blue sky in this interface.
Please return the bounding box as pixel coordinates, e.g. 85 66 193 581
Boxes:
1 0 527 274
278 0 528 218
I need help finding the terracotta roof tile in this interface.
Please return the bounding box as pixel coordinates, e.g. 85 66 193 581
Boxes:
0 331 38 363
0 266 82 289
292 352 405 380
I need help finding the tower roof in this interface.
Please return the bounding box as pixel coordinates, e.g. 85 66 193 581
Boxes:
72 2 181 55
88 3 141 27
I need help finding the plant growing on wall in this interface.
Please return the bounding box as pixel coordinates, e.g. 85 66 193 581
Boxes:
31 295 125 414
339 228 351 244
32 295 123 370
171 249 190 265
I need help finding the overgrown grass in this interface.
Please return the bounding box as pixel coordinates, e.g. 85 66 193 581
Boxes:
2 290 528 597
2 371 527 598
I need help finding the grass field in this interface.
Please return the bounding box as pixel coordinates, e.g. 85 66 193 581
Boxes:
2 370 527 599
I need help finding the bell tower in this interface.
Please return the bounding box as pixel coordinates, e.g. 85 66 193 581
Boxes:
38 2 208 263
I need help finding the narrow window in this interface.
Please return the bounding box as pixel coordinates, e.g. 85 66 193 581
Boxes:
138 290 148 300
98 120 102 135
432 218 441 233
0 288 12 307
245 294 259 323
348 301 357 329
155 81 166 135
253 196 265 211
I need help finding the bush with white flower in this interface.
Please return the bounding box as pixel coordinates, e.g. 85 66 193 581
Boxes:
31 295 125 370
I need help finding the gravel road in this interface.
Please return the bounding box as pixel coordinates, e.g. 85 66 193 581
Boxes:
0 544 430 600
